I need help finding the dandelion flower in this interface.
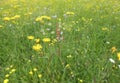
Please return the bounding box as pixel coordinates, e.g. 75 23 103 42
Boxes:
32 44 42 51
3 17 10 21
111 46 117 53
117 52 120 60
38 74 42 78
43 38 51 42
4 79 9 83
33 68 37 72
67 55 72 58
65 64 70 68
5 74 9 78
29 71 33 75
66 12 75 15
35 38 40 43
27 36 34 40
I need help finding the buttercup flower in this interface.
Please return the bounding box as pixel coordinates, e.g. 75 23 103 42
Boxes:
38 74 42 78
3 17 10 21
43 38 51 42
4 79 9 83
5 74 9 78
33 68 37 72
111 46 117 53
117 52 120 60
29 71 33 75
27 36 34 40
32 44 42 51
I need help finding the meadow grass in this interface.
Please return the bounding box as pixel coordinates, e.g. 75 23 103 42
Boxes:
0 0 120 83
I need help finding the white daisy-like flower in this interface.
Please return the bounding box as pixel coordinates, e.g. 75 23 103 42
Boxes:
109 58 115 63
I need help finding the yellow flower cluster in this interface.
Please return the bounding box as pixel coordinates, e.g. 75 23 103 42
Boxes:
4 65 16 83
3 15 20 21
35 15 51 23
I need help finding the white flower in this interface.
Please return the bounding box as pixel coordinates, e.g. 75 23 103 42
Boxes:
109 58 115 63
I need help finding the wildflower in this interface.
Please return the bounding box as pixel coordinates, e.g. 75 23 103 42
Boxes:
4 79 9 83
9 69 16 74
35 38 40 43
41 16 51 20
66 12 75 15
29 71 33 75
111 46 117 53
38 74 42 78
109 58 115 63
33 68 37 72
117 52 120 60
67 55 72 58
65 64 70 68
11 15 20 20
79 80 83 83
102 27 109 31
5 74 9 78
32 44 42 51
118 65 120 68
42 38 51 42
78 78 83 83
3 17 10 21
0 25 3 28
35 17 42 22
11 69 16 72
27 36 34 40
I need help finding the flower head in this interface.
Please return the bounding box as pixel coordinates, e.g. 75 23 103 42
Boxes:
32 44 42 51
27 36 34 40
43 38 51 43
111 46 117 53
38 74 42 78
29 71 33 75
3 17 10 21
117 52 120 60
4 79 9 83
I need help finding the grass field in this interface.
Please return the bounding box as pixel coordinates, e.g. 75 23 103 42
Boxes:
0 0 120 83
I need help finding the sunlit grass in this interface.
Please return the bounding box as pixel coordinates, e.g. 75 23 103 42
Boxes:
0 0 120 83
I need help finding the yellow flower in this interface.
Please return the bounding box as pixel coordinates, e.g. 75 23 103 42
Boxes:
14 15 20 19
4 79 9 83
38 74 42 78
111 46 117 53
67 55 72 58
65 64 70 68
0 25 3 28
33 68 37 72
117 52 120 60
41 16 51 20
3 17 10 21
35 38 40 43
32 44 42 51
29 71 33 75
102 27 109 31
43 38 51 42
9 69 16 74
5 74 9 78
66 12 75 15
27 36 34 40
